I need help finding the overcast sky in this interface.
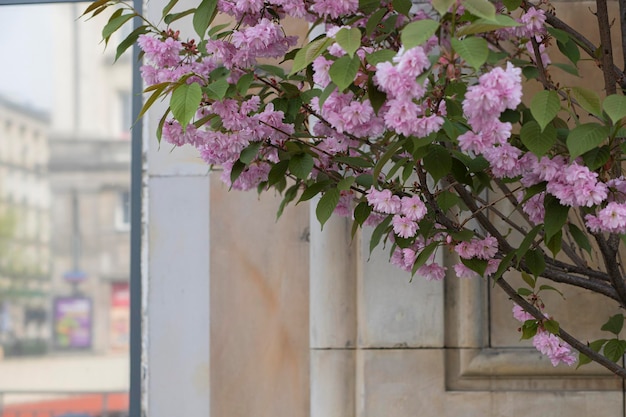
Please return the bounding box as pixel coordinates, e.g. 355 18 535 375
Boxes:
0 4 54 112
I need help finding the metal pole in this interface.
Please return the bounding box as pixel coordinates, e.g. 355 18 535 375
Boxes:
129 0 144 415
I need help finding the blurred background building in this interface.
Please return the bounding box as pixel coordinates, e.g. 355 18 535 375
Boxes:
0 2 131 415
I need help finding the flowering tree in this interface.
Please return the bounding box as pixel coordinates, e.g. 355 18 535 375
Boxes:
86 0 626 376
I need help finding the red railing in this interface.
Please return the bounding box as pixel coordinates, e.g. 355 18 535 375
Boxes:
0 392 128 417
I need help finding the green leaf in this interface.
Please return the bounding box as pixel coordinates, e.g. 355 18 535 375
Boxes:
366 49 396 66
582 145 610 171
83 0 113 16
267 160 290 188
373 139 406 182
525 248 545 277
538 284 564 297
115 25 149 62
521 320 538 340
543 319 560 335
291 37 334 75
164 8 194 24
423 145 452 183
356 173 374 188
367 76 387 115
590 339 608 352
461 257 488 276
431 0 455 15
335 27 361 58
359 0 380 13
412 241 439 274
170 82 203 129
521 271 536 289
577 352 592 368
571 87 603 117
161 0 180 18
366 8 388 36
316 188 341 228
401 19 439 49
601 314 624 335
547 27 569 44
354 201 373 226
337 176 356 191
369 215 393 254
277 184 299 219
566 123 610 158
517 287 533 296
289 153 315 180
329 55 361 92
193 0 218 38
530 90 560 132
451 37 488 70
543 195 569 241
236 72 255 94
334 156 374 168
230 160 246 186
239 142 261 164
436 191 459 211
515 224 541 265
102 13 136 43
502 0 521 11
550 62 580 77
603 94 626 125
568 223 591 253
204 78 230 100
393 0 412 15
604 339 626 362
520 121 557 157
557 39 580 65
456 15 520 36
138 83 169 120
545 230 562 258
493 251 514 280
298 180 331 203
461 0 496 20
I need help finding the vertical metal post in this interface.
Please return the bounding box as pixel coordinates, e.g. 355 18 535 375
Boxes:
129 0 144 416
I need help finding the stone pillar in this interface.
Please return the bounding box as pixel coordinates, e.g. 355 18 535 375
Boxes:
143 0 211 414
310 215 358 417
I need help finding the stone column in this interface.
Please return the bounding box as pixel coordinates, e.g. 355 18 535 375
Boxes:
310 214 358 417
143 0 211 413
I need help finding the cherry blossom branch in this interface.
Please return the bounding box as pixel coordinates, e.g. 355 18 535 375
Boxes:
495 276 626 378
543 11 626 89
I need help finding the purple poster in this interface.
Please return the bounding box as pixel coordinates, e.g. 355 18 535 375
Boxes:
53 297 92 349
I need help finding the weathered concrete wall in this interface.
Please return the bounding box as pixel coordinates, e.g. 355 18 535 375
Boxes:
143 1 626 416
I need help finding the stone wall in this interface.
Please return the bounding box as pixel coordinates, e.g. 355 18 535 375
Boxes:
143 1 626 416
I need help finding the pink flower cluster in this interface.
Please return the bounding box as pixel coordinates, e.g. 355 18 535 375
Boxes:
366 189 427 238
374 46 445 138
452 235 500 279
390 238 447 281
454 235 498 259
512 304 576 367
586 202 626 234
458 63 523 178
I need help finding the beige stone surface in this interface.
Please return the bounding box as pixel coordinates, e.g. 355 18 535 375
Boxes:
358 349 445 417
311 349 356 417
358 230 445 348
210 174 310 417
310 215 358 349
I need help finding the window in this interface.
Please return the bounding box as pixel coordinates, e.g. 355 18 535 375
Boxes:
116 190 131 231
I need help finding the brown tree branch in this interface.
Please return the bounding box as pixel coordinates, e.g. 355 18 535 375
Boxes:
544 11 626 90
596 0 617 95
495 277 626 378
594 233 626 308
